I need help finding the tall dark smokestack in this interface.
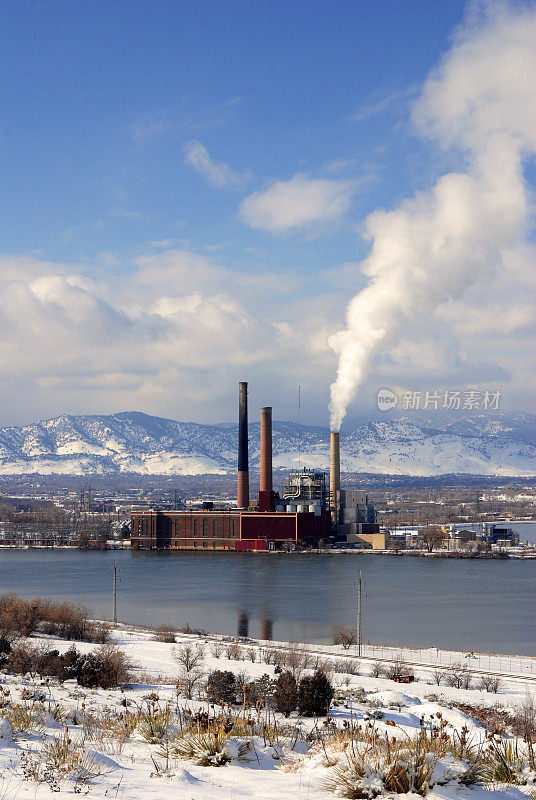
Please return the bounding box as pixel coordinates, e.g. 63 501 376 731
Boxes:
260 406 272 494
330 431 340 523
237 381 249 508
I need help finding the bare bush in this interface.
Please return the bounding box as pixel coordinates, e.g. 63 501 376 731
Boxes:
284 645 310 682
432 667 446 685
246 648 257 662
515 693 535 768
369 661 385 678
332 658 358 676
7 641 41 676
153 625 176 643
87 622 111 643
445 663 473 690
0 593 44 643
479 674 502 694
41 601 91 641
336 627 357 650
211 642 223 658
173 643 205 673
176 668 204 699
224 642 241 660
385 658 414 681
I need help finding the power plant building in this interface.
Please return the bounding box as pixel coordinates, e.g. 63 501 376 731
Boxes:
130 381 380 552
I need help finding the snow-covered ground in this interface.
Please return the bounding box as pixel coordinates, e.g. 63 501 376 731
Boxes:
0 625 534 799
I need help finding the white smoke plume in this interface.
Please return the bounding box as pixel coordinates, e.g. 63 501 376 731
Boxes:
328 2 536 431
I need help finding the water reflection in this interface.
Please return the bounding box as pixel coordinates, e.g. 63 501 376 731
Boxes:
260 619 273 641
237 611 249 638
0 550 532 655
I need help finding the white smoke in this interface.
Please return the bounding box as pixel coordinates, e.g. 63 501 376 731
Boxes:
329 2 536 431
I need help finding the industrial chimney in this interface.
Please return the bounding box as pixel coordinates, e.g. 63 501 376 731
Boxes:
237 381 249 508
260 406 272 494
330 431 341 524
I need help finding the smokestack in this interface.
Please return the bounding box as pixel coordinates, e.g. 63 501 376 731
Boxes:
330 431 340 523
260 406 272 494
237 381 249 508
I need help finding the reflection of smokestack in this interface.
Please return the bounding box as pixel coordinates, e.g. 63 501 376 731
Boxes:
260 619 273 641
238 611 249 638
237 381 249 508
260 407 272 494
330 431 340 523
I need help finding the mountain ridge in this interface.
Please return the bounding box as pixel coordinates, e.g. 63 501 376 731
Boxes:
0 411 533 477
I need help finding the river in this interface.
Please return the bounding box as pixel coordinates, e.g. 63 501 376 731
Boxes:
0 549 533 655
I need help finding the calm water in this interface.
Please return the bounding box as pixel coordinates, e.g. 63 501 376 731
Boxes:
0 550 534 655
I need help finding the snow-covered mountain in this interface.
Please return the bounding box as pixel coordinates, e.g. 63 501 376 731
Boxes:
0 411 533 477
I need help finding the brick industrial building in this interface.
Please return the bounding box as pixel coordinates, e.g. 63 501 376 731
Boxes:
130 508 331 551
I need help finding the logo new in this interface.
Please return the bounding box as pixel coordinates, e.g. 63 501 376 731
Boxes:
377 389 398 411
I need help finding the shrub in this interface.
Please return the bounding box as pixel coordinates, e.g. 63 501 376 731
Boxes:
7 642 40 677
4 703 45 738
336 628 356 650
41 729 110 782
0 594 44 642
445 663 472 690
153 625 176 643
298 670 334 717
211 642 223 658
41 601 91 641
224 643 241 660
514 693 535 769
274 671 298 717
247 674 275 708
481 737 527 785
176 668 204 700
86 622 111 644
74 644 131 689
284 645 310 682
369 661 385 678
138 703 173 743
478 674 502 693
385 658 414 681
170 727 232 766
206 670 237 706
173 643 205 672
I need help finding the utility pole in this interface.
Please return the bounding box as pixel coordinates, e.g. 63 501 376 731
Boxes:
112 560 118 624
357 570 362 657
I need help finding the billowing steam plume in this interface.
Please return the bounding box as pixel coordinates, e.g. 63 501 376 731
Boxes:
329 2 536 431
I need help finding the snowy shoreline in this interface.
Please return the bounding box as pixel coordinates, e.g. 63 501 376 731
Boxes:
0 623 534 799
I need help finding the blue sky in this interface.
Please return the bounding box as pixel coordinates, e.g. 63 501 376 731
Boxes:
2 1 464 267
1 1 534 427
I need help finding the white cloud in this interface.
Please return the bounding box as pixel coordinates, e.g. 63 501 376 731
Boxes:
0 249 337 425
131 116 170 140
239 174 353 233
183 140 250 188
352 85 417 123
